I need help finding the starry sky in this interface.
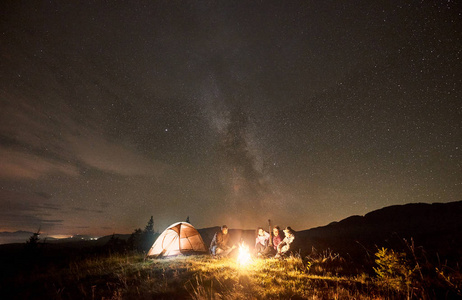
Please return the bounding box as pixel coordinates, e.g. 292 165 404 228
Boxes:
0 1 460 236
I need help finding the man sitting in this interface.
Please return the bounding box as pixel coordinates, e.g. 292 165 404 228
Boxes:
210 225 235 258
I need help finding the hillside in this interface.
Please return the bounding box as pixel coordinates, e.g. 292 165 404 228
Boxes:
294 200 462 261
0 230 35 244
199 201 462 261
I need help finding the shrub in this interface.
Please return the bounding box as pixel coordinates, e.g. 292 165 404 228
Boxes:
373 247 414 295
306 248 352 277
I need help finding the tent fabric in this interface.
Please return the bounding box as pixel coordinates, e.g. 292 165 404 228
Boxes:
147 222 207 257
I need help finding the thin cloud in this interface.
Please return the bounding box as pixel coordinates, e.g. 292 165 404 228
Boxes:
72 207 90 212
66 130 169 177
1 90 169 180
99 201 111 208
41 219 64 224
71 207 104 214
0 213 62 230
42 203 62 209
0 190 64 231
34 192 52 199
0 189 47 212
0 147 79 180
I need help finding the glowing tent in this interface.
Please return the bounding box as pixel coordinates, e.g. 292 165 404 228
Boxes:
147 222 207 257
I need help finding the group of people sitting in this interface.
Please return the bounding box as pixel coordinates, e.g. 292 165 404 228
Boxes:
209 225 296 259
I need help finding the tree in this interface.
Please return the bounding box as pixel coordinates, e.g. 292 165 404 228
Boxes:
144 216 154 235
27 230 40 246
25 227 42 255
137 216 158 252
127 216 160 252
128 228 143 251
104 234 127 254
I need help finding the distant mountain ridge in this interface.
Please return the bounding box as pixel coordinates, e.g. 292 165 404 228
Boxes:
295 200 462 260
0 231 35 245
0 231 128 246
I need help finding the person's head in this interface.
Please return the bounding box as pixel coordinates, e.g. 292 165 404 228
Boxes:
221 225 228 235
283 226 294 236
257 227 264 236
273 226 280 236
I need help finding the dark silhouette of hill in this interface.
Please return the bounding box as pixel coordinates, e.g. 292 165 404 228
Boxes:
46 234 131 246
0 233 131 255
294 200 462 262
198 201 462 262
0 230 36 244
0 233 133 279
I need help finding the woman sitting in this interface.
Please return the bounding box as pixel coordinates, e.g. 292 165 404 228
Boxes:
262 226 283 257
254 227 270 257
275 226 295 258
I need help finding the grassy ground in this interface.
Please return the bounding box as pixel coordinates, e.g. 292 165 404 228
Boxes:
1 251 424 299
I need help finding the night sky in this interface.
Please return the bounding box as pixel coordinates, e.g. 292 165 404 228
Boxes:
0 1 460 237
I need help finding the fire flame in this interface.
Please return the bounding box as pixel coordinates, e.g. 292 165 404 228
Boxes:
237 242 252 266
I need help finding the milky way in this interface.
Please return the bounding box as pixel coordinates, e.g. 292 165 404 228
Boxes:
0 1 460 236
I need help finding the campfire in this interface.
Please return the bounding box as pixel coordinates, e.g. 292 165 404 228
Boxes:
237 242 252 266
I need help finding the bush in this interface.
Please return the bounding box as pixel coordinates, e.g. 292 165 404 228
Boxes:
374 247 414 295
306 248 356 277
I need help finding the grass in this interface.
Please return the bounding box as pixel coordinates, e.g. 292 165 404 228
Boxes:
185 256 374 299
0 252 391 299
1 249 460 299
